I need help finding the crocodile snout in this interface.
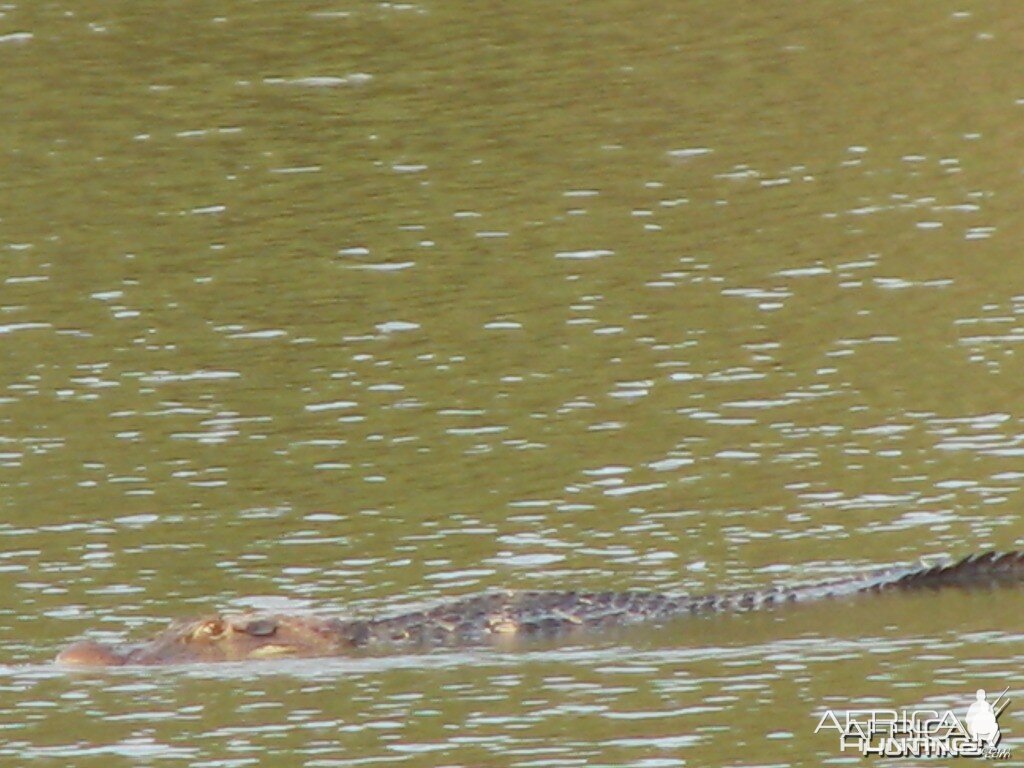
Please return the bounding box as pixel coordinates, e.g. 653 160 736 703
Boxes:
56 640 129 667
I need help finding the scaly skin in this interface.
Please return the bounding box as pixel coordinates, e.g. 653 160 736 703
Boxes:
55 551 1024 666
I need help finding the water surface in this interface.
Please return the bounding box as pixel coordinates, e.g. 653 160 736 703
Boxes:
1 0 1023 764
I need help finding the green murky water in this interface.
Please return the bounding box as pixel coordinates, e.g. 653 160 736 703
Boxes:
2 1 1024 764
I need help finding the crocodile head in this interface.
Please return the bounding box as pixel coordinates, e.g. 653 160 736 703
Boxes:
56 613 346 666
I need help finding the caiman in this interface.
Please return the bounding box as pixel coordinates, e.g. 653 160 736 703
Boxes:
56 551 1024 666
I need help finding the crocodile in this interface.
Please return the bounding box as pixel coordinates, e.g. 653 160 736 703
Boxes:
55 551 1024 666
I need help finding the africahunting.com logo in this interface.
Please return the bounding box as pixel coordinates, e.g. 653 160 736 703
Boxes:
815 688 1010 759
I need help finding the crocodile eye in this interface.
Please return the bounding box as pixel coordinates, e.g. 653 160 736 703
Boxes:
194 619 226 640
242 619 277 637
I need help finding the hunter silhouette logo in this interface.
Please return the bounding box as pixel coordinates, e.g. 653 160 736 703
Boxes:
815 687 1011 759
965 688 1007 747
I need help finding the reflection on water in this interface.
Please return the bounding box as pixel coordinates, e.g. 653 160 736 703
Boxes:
2 0 1024 764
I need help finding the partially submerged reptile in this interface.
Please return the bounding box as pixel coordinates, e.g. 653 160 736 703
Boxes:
56 551 1024 666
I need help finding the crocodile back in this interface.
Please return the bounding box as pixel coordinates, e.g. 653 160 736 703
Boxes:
349 551 1024 649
